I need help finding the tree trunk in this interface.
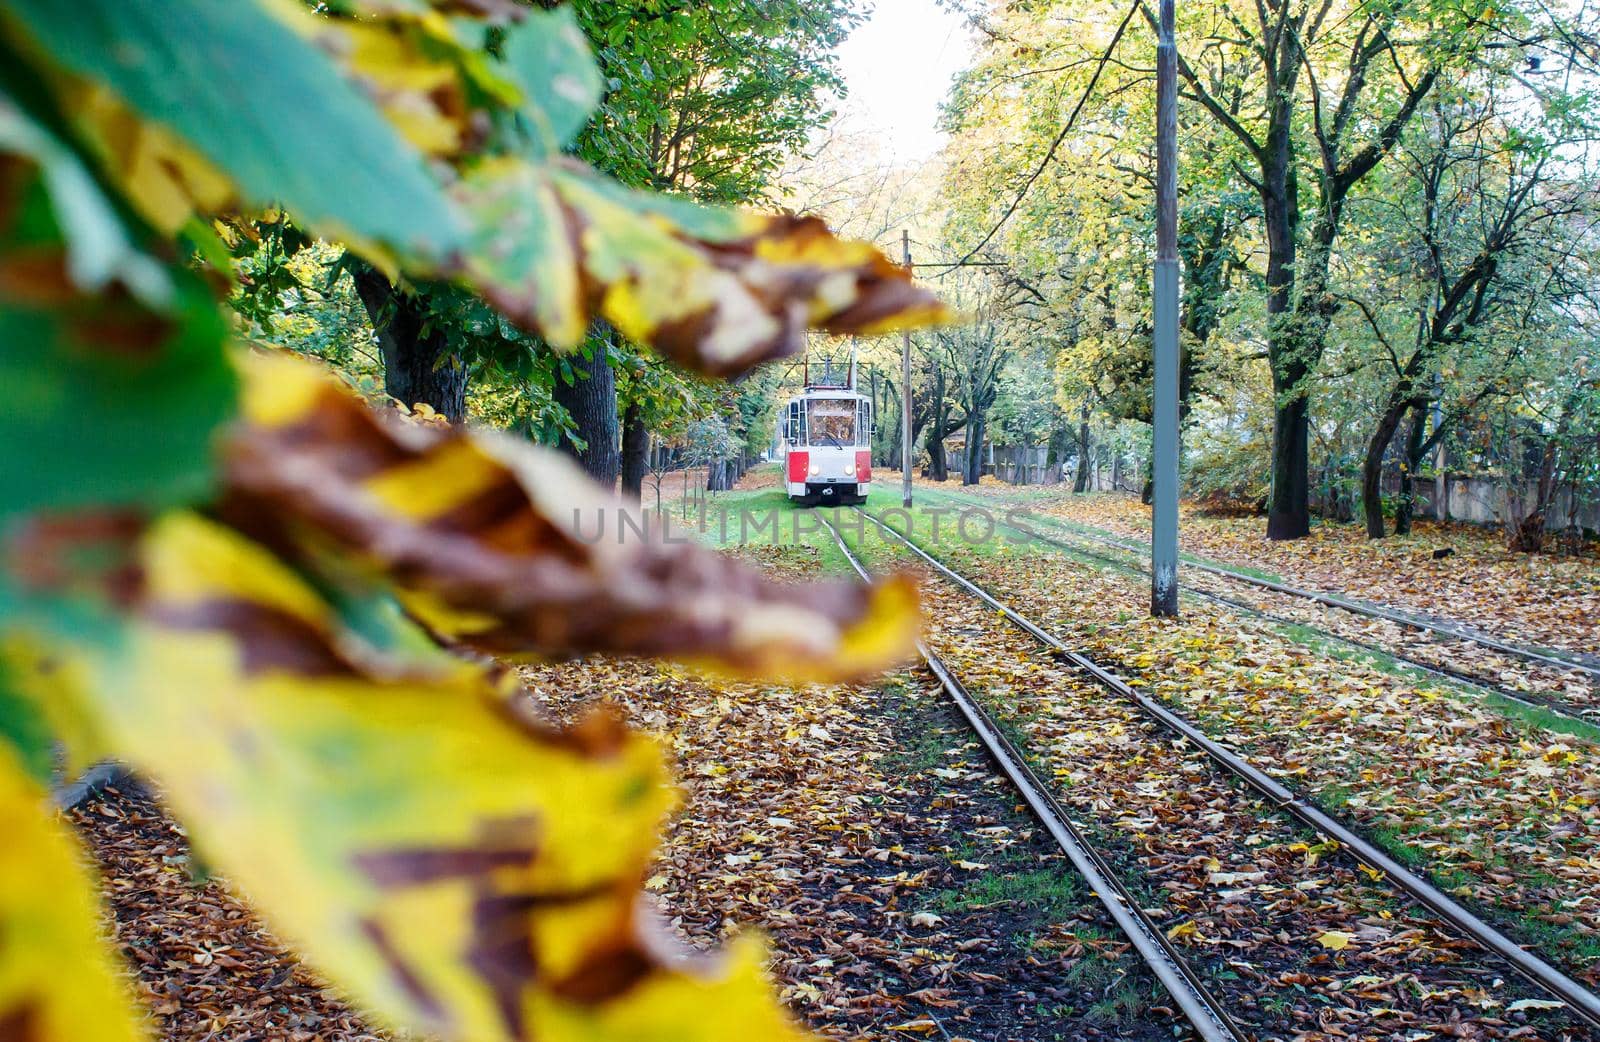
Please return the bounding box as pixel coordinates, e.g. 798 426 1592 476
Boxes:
870 369 882 466
1073 406 1091 493
349 265 468 422
1261 124 1311 540
886 382 902 472
1267 390 1311 539
1434 440 1449 521
925 425 947 480
1047 422 1069 481
1507 440 1556 552
1394 407 1428 536
925 367 949 481
619 401 648 500
1361 396 1412 539
554 335 619 487
963 411 986 486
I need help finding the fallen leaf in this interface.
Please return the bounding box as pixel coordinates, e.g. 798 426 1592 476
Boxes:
1508 998 1567 1012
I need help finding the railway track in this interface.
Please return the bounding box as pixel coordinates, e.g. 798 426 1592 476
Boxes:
914 498 1600 726
985 499 1600 684
820 507 1600 1039
822 516 1245 1040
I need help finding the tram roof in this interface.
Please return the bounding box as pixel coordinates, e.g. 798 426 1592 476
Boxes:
790 386 868 399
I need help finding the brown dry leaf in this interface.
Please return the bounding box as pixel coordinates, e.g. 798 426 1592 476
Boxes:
217 352 919 682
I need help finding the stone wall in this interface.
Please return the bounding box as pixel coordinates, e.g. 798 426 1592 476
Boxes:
1395 473 1600 532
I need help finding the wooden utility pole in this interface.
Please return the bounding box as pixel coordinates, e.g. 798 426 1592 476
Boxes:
1151 0 1180 617
901 229 914 508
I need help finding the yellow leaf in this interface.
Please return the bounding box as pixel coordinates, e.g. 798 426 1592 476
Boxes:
1508 998 1567 1012
64 81 236 233
0 743 146 1042
889 1019 940 1034
1317 930 1355 950
1300 838 1340 867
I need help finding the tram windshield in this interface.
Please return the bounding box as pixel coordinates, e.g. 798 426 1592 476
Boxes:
806 398 858 447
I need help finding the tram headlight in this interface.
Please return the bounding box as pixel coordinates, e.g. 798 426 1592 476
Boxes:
844 464 855 475
809 464 820 476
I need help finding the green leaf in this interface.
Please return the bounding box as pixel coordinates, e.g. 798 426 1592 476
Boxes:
0 95 172 307
0 656 55 785
0 268 236 517
500 7 603 154
5 0 463 259
453 158 583 345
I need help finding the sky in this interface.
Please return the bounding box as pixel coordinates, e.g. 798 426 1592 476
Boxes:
833 0 975 162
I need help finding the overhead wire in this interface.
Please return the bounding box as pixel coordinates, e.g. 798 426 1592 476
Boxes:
929 0 1145 276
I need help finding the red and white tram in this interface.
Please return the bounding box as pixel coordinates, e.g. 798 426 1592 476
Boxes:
778 378 873 507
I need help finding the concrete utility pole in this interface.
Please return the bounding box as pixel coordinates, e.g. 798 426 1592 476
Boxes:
1151 0 1180 617
901 229 914 509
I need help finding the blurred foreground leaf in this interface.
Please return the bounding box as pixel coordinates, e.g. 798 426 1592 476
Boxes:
458 162 956 374
0 744 145 1042
5 0 464 250
0 245 236 518
5 0 953 378
222 352 921 681
41 510 809 1042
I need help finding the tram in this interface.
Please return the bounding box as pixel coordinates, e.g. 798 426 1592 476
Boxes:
778 360 873 507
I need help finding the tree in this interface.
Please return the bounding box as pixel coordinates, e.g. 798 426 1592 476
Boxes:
566 0 859 482
933 306 1007 485
617 353 704 499
687 414 740 491
990 342 1067 483
937 0 1597 538
936 0 1252 501
912 340 969 481
1167 0 1487 537
1352 89 1597 537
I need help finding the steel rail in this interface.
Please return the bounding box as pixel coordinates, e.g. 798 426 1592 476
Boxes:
849 505 1600 1031
819 514 1249 1042
952 507 1598 726
1193 586 1598 724
1003 507 1600 681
